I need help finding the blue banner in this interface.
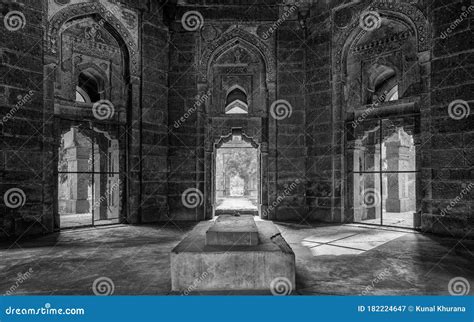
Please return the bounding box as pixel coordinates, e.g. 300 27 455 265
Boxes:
1 296 472 322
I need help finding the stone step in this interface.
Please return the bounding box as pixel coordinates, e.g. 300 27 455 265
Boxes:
214 209 259 216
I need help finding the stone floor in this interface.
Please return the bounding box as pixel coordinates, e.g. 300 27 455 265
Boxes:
215 197 258 211
0 222 472 295
60 213 120 228
358 211 415 228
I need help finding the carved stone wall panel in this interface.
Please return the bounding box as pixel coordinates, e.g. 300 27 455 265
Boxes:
199 27 276 84
54 18 124 104
47 0 138 38
46 0 140 75
333 0 430 74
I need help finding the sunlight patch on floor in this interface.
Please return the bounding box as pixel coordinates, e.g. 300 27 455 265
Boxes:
301 227 406 256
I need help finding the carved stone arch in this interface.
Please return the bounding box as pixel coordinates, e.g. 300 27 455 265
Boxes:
46 1 139 76
199 28 276 83
226 84 247 96
335 1 430 75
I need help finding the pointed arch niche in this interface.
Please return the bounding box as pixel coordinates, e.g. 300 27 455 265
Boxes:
197 28 277 220
44 2 141 230
329 1 430 227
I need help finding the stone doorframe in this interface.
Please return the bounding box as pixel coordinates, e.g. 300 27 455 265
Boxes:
43 2 142 230
209 129 265 218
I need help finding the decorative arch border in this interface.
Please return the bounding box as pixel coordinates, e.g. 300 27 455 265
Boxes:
199 28 276 83
334 0 430 74
46 2 139 75
225 84 248 96
214 130 260 150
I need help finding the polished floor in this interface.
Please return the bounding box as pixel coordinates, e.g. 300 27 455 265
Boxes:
0 221 472 295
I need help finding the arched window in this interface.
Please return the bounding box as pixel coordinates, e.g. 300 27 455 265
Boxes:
75 70 104 103
367 64 399 104
225 86 248 114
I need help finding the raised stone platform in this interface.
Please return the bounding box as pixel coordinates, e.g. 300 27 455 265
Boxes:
206 215 259 246
171 218 295 293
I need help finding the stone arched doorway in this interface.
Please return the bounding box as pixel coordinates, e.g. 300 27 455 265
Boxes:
197 28 277 220
212 130 262 216
44 2 141 229
332 1 430 228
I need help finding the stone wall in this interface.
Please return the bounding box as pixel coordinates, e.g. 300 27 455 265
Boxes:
424 0 474 237
273 7 307 221
167 19 199 221
139 1 169 223
0 0 46 238
305 3 334 222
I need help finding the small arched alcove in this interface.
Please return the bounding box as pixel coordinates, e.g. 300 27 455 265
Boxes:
366 64 398 104
225 86 248 114
76 68 106 103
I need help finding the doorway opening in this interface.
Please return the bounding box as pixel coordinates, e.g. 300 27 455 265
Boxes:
57 120 123 229
350 118 418 228
214 135 259 216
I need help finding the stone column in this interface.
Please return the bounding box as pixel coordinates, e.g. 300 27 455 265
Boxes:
63 129 90 214
260 142 269 219
385 140 412 212
349 140 365 222
364 143 381 220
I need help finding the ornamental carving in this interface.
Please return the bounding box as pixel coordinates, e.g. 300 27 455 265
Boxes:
199 28 276 83
351 30 412 55
46 1 140 75
333 1 430 73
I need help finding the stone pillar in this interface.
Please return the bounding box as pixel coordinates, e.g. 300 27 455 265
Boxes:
93 142 109 221
385 140 412 212
350 141 364 222
364 143 381 220
63 129 90 214
260 142 269 219
128 76 142 224
204 137 214 220
204 148 213 219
